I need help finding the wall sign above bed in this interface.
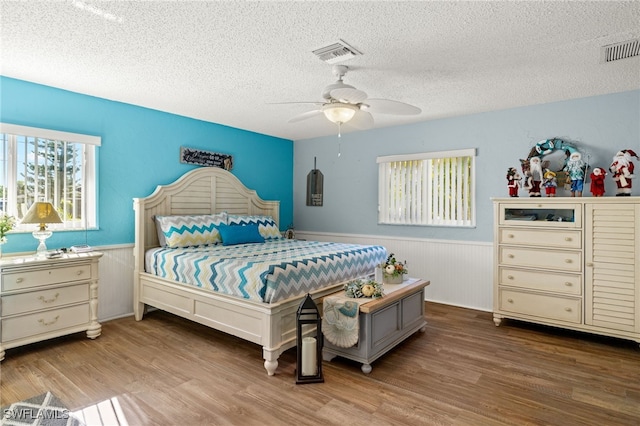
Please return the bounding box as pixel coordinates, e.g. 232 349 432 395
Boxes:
180 146 233 170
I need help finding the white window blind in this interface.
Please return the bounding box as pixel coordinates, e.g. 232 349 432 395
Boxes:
0 123 100 230
377 149 476 227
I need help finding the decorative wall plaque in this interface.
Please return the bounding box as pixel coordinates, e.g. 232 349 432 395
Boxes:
306 157 323 206
180 146 233 170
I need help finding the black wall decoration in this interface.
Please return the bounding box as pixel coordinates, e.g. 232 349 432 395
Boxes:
180 146 233 170
306 157 323 206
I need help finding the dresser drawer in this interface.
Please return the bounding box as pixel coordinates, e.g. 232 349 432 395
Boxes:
499 289 581 324
499 228 581 249
1 284 89 316
499 246 582 272
2 264 92 291
499 202 581 227
499 267 581 295
1 303 90 342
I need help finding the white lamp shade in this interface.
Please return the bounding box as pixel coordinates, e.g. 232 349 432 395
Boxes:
322 103 357 124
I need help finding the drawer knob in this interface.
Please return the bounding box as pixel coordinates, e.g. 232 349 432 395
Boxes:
16 278 24 283
565 307 572 312
39 293 60 303
565 237 572 241
507 298 514 303
76 270 84 276
507 234 514 238
565 259 572 263
564 282 573 287
508 254 514 259
507 275 514 280
38 315 60 326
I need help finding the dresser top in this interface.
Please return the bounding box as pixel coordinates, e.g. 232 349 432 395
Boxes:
0 251 103 268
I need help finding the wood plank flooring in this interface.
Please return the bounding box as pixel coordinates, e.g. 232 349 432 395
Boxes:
1 302 639 425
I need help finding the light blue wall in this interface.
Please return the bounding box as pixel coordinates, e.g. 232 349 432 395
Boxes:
0 77 293 254
293 90 640 242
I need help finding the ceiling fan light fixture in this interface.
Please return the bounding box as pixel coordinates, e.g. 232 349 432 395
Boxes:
322 103 357 124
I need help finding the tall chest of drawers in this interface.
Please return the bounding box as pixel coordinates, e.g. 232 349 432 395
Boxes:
0 252 102 361
493 198 640 346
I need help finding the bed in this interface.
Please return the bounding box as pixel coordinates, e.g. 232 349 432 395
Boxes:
133 167 386 375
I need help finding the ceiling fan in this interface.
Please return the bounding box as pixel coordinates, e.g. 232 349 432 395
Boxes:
285 65 422 134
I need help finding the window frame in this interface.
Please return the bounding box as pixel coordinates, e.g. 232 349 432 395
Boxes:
377 148 476 227
0 123 100 232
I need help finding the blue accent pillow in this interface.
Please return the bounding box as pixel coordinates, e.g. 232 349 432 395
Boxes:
218 223 265 246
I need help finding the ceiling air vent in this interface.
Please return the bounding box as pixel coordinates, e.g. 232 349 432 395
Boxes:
312 40 362 64
601 38 640 63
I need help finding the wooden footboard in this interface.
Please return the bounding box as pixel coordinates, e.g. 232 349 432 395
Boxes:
134 271 342 375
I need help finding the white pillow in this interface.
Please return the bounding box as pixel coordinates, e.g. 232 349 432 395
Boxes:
226 214 283 241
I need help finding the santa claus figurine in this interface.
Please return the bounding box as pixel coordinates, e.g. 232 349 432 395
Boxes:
609 149 638 196
506 167 521 197
522 157 543 197
589 167 607 197
563 151 587 197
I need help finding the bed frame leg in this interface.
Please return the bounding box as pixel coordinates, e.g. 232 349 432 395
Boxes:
134 302 146 321
264 359 278 376
263 349 279 376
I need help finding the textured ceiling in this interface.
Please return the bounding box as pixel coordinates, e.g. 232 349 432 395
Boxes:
1 1 639 141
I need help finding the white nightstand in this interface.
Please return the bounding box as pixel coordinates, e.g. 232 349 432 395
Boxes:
0 251 103 361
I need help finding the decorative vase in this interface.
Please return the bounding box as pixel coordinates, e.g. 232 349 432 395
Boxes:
383 273 404 284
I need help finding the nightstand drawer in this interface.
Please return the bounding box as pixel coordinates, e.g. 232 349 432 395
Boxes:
499 267 581 295
1 283 89 316
499 246 582 272
1 303 90 342
499 228 581 249
2 264 92 291
499 289 581 324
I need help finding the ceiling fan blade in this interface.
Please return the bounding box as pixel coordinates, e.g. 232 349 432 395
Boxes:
288 109 324 123
347 110 374 129
268 101 323 105
364 99 421 115
330 87 368 104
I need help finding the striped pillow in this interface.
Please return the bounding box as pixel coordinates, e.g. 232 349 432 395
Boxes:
226 214 283 241
155 212 227 248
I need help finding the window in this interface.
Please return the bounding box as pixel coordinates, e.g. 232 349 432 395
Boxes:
377 148 475 227
0 123 100 230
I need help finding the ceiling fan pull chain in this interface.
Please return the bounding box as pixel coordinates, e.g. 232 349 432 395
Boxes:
337 123 342 157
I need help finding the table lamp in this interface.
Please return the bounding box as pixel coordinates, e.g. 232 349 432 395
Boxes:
21 201 63 257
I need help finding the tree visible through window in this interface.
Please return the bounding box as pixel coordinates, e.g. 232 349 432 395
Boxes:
0 123 99 230
377 149 476 227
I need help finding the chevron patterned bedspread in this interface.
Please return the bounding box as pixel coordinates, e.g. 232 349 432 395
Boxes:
145 240 387 303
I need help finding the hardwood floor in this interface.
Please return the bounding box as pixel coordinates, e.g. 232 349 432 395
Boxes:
1 302 639 425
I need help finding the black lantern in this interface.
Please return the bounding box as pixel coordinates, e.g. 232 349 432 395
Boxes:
295 293 324 384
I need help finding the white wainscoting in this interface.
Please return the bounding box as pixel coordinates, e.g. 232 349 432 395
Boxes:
96 245 135 321
296 231 494 312
94 235 493 322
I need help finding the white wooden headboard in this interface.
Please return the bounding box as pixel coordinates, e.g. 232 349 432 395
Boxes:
133 167 280 273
